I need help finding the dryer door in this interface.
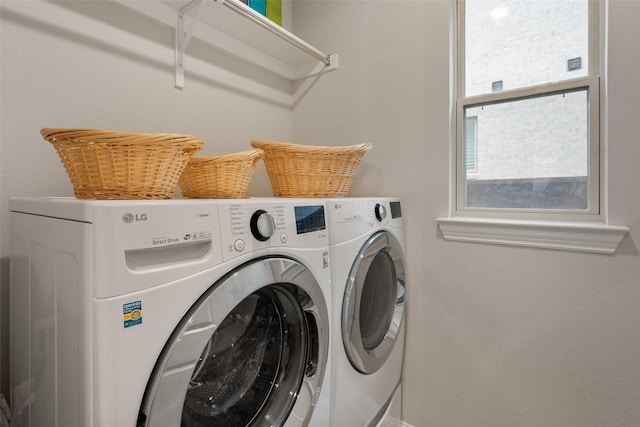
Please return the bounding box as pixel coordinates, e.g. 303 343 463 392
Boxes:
138 257 328 427
342 230 405 374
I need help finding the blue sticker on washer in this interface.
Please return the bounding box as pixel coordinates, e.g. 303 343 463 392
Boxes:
123 301 142 328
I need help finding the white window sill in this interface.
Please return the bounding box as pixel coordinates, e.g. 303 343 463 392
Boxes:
435 217 629 254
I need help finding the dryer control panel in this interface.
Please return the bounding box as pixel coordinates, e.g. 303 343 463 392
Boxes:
217 199 328 261
326 198 403 244
366 199 403 227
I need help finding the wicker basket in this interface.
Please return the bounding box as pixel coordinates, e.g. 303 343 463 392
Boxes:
179 149 263 198
250 140 372 197
41 128 204 199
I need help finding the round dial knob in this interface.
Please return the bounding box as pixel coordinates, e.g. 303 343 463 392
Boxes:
374 203 387 222
250 210 276 241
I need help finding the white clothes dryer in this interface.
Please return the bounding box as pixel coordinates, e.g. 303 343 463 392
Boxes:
325 198 406 427
9 197 332 427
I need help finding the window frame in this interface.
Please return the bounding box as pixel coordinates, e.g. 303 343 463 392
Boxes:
437 0 629 254
454 0 602 222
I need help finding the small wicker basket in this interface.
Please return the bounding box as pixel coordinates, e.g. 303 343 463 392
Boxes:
250 140 372 198
41 128 204 199
179 149 263 199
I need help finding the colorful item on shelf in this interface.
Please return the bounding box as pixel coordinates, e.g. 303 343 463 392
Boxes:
248 0 281 26
248 0 266 16
266 0 282 26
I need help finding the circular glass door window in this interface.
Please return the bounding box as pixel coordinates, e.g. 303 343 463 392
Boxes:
139 257 328 427
359 250 397 351
343 231 406 374
182 286 307 427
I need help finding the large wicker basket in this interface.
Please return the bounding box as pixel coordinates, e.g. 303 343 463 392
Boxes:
41 128 204 199
179 149 263 198
250 140 372 197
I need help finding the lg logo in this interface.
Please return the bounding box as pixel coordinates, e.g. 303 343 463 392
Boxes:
122 213 148 223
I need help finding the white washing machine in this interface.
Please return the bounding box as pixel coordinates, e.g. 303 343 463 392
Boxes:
325 197 406 427
9 197 332 427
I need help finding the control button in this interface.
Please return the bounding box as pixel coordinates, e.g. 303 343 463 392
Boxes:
374 203 387 222
234 239 245 252
250 210 276 241
280 233 288 244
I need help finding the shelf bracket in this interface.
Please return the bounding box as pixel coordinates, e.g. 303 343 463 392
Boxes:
295 53 339 81
176 0 207 89
293 54 338 106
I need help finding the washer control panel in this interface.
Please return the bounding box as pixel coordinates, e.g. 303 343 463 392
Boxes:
218 199 328 261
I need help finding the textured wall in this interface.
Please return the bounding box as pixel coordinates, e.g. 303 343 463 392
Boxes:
293 1 640 426
0 0 296 399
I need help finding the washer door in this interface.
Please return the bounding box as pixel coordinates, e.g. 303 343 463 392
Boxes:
342 231 405 374
138 257 328 427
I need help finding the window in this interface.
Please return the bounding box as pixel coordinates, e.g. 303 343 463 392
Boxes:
438 0 630 254
456 0 600 220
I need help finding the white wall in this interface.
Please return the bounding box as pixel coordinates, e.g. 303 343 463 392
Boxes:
0 0 294 398
2 1 640 426
293 0 640 426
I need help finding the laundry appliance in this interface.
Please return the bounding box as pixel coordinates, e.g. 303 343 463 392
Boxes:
9 197 332 427
325 197 406 427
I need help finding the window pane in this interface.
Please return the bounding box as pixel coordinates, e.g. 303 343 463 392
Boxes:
464 89 589 210
465 0 589 97
465 117 478 173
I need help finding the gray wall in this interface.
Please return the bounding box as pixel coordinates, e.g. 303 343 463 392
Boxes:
0 0 293 400
292 0 640 426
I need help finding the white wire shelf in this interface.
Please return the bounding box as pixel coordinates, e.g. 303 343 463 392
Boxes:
113 0 338 89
